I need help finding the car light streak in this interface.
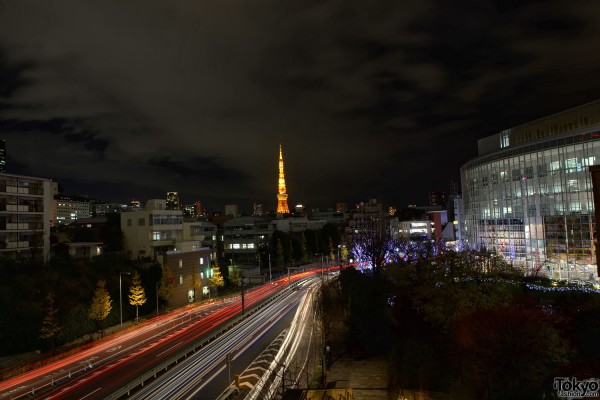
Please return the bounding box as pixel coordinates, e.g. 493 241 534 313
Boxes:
127 288 308 399
2 270 322 400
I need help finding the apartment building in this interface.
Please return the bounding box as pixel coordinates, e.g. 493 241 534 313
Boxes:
0 173 54 262
121 199 185 259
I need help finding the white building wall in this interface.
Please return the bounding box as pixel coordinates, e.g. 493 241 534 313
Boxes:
0 173 53 262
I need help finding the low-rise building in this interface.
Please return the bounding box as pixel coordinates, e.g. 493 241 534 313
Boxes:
158 247 212 308
121 199 185 260
223 216 271 267
0 172 54 262
53 194 91 225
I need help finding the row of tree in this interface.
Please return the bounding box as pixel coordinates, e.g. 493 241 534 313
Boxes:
1 219 343 358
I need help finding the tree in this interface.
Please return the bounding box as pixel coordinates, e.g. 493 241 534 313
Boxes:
88 280 112 337
229 268 241 287
340 241 349 267
351 208 394 273
128 271 147 322
328 237 335 266
39 292 61 353
454 306 571 399
408 248 519 329
158 264 175 311
98 213 125 253
299 232 309 265
275 239 285 272
209 265 224 291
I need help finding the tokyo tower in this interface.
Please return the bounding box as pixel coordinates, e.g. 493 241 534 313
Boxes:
276 143 290 214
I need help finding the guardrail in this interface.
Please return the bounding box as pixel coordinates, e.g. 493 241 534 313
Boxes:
104 286 291 399
1 289 273 400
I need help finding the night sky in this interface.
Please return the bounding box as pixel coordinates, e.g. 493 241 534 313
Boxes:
1 1 600 213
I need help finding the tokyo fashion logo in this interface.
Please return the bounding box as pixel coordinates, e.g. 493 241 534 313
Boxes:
554 377 599 398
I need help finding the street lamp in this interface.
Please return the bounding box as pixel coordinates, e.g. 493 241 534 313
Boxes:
230 259 245 314
268 253 272 283
119 272 131 328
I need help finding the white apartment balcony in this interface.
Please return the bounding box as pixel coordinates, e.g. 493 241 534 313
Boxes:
151 224 182 231
5 223 29 230
151 239 176 247
6 204 30 212
0 241 30 250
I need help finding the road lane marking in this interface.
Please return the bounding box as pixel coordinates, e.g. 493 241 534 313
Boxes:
155 341 183 358
79 387 102 399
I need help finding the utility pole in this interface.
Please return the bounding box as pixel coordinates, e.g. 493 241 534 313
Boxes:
227 352 232 384
119 272 131 328
241 271 245 315
269 253 272 283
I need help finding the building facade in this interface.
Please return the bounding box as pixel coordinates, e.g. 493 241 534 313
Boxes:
158 247 212 308
53 194 91 225
0 173 54 262
121 199 185 259
166 192 180 210
223 216 271 267
0 139 6 173
461 100 600 280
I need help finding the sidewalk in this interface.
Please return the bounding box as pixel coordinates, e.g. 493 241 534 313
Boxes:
324 356 391 400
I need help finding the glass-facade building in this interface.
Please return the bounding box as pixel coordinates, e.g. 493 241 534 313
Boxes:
461 100 600 281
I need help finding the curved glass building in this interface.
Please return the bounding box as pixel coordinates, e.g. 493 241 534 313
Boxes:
461 100 600 281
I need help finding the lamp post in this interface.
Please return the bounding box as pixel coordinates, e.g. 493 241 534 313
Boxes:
230 259 245 314
257 252 262 281
241 269 245 315
268 253 272 283
119 272 131 328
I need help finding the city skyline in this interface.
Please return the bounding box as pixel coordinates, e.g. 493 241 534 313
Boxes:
1 2 600 210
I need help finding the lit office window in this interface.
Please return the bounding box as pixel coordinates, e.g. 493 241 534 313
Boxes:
500 131 510 148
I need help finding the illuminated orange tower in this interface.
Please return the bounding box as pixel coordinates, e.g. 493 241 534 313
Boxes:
276 143 290 214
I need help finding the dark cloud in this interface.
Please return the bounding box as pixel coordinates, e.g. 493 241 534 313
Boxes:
147 156 248 183
0 51 35 113
0 0 598 211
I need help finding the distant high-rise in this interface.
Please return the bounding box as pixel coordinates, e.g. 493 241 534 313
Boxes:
336 202 348 213
225 204 239 217
0 140 6 173
129 199 141 209
253 202 264 217
166 192 180 210
428 191 446 208
276 143 290 214
195 201 204 218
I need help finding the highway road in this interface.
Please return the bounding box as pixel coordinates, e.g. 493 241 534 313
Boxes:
128 277 320 399
0 270 321 400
